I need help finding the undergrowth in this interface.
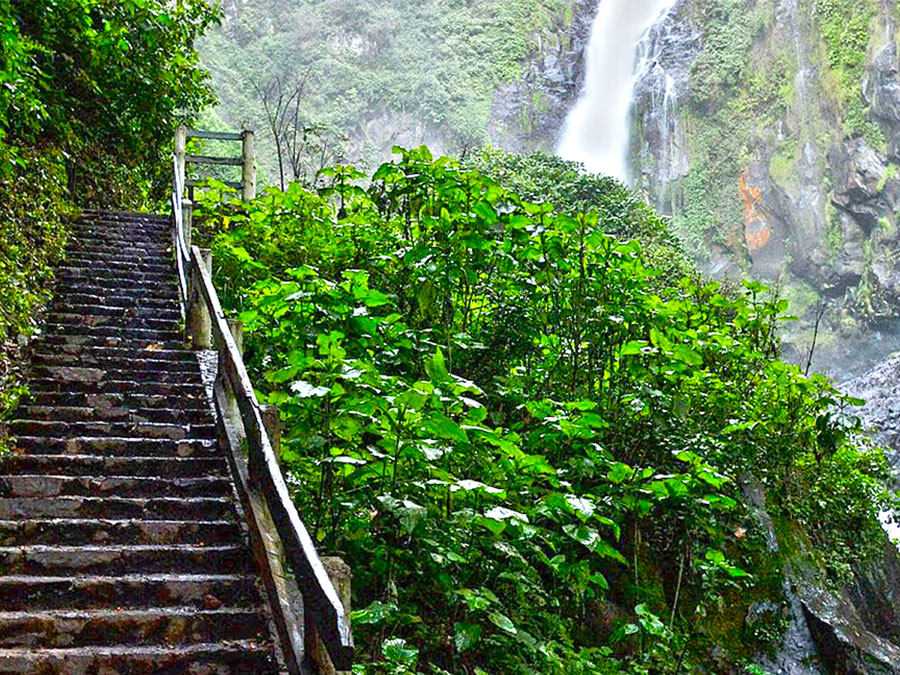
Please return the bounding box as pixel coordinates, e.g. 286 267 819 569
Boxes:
197 147 892 673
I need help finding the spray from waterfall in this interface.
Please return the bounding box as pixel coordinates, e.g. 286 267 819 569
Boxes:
557 0 679 182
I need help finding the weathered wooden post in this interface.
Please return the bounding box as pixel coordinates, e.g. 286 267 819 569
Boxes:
242 129 257 202
310 557 353 675
223 318 245 440
188 249 213 350
261 405 281 459
174 125 187 188
182 199 193 251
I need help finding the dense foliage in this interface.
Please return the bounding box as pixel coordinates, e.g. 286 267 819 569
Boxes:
198 147 892 673
465 149 693 277
0 0 218 431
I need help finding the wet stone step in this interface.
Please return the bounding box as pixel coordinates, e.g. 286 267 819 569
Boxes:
0 643 280 675
33 345 194 363
45 314 180 331
0 475 231 499
73 219 170 231
17 405 211 426
2 455 227 478
55 274 177 289
0 607 268 649
57 271 174 286
0 574 259 611
70 224 170 237
32 354 198 373
0 496 236 521
57 278 179 295
64 251 171 265
30 366 202 386
40 325 184 343
12 437 218 458
0 545 251 576
51 293 177 309
10 421 215 442
0 519 242 547
28 392 207 413
28 378 207 398
38 335 185 351
67 236 169 248
61 261 173 276
46 304 181 321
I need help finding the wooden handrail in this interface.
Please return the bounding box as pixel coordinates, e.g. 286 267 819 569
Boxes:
170 129 354 673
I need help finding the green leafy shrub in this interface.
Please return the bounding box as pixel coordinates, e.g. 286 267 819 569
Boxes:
197 147 891 673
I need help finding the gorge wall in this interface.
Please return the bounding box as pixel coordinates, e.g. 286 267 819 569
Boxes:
629 0 900 379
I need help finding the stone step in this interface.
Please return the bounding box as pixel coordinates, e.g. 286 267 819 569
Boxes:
18 405 211 426
71 222 170 237
33 344 194 363
0 643 279 674
62 261 173 277
29 391 207 412
72 218 170 232
58 269 174 285
66 236 170 250
56 272 177 289
0 607 268 649
33 353 197 373
64 253 171 269
2 455 227 478
66 233 170 247
29 378 206 397
0 497 235 521
12 437 218 458
40 324 183 344
10 420 216 442
46 303 181 321
30 366 202 386
0 545 251 576
0 475 231 499
0 519 242 547
38 335 185 351
45 313 180 332
56 279 179 298
0 574 259 611
50 292 177 309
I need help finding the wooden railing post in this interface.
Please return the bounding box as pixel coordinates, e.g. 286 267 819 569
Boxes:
188 249 213 350
174 125 187 189
261 405 282 460
310 557 353 675
242 129 257 202
183 199 193 252
224 318 245 441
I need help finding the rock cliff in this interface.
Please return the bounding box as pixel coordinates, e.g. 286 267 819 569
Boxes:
628 0 900 379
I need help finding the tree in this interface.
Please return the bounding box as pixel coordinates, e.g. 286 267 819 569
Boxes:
254 73 342 189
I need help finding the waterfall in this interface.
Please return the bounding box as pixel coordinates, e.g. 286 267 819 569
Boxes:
557 0 679 181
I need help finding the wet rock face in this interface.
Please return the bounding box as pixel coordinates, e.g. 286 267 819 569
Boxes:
488 0 601 153
630 0 700 198
623 0 900 376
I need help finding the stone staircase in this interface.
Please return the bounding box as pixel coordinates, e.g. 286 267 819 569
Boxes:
0 211 285 673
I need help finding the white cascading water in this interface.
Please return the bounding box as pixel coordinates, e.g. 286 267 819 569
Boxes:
557 0 679 181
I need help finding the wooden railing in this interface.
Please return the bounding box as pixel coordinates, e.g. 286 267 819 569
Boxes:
171 127 354 673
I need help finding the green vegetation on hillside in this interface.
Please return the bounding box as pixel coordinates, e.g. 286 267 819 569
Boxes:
0 0 218 432
197 147 892 673
199 0 570 177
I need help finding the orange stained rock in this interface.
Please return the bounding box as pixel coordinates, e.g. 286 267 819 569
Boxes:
739 171 772 252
